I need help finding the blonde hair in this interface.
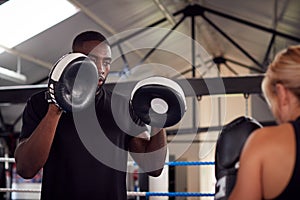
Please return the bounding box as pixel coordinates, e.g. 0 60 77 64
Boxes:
262 45 300 102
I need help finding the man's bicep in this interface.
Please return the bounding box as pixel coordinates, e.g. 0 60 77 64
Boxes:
20 98 45 139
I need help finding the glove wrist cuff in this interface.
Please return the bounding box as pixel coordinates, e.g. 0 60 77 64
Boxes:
44 91 64 112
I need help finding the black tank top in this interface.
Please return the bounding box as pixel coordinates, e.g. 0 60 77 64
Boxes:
273 117 300 200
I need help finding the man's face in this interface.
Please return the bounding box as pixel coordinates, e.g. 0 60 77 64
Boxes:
79 40 112 88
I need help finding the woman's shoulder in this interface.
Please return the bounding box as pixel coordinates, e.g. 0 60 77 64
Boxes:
246 123 294 151
252 123 292 137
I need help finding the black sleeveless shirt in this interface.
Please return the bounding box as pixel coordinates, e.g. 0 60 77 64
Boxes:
273 117 300 200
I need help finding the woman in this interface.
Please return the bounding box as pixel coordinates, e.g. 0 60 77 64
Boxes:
229 45 300 200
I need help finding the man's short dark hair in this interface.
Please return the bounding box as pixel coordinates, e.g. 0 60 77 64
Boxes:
72 31 109 51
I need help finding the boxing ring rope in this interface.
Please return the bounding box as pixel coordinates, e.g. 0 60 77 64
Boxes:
128 160 215 166
0 188 215 197
166 161 214 166
0 188 40 193
144 192 214 197
2 158 216 166
0 157 216 198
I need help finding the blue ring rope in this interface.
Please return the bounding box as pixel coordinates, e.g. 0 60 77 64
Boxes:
131 161 215 166
166 161 215 166
146 192 215 197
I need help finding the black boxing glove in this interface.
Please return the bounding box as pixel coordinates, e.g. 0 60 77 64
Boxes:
46 53 98 112
214 116 262 200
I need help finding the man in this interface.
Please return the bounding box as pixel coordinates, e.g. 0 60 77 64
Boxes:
14 30 167 200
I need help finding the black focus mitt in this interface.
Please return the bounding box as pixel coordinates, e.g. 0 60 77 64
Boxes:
46 53 98 112
130 76 187 128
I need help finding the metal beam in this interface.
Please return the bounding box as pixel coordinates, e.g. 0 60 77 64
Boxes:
0 75 264 104
0 84 47 104
110 8 185 47
201 15 264 68
67 0 148 65
68 0 116 35
137 15 185 65
166 120 276 135
152 0 176 26
194 4 300 42
0 44 52 69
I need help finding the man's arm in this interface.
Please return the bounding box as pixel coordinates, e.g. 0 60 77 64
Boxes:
14 104 62 179
129 127 167 177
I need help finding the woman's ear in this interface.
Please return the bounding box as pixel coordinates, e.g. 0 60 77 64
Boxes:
275 83 289 107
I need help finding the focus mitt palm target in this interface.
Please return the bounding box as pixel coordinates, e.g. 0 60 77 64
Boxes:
46 53 98 112
130 76 187 128
214 116 262 200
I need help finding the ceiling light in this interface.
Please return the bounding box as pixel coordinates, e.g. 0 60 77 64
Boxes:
0 0 79 53
0 66 27 84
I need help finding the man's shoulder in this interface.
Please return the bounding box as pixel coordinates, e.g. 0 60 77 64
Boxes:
28 90 47 102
